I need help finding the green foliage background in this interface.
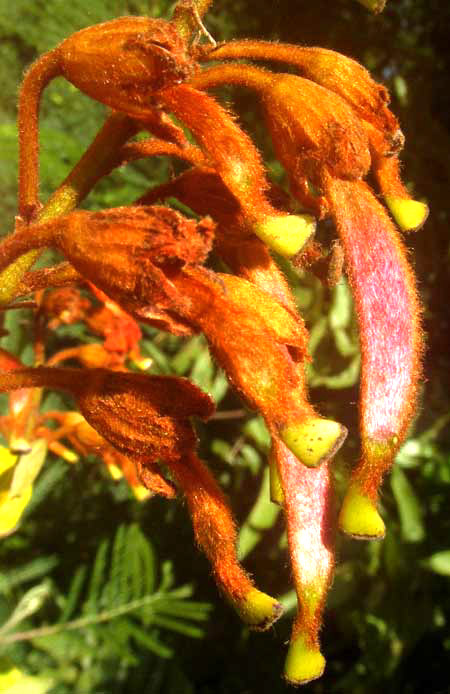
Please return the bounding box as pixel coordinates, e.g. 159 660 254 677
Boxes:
0 0 449 692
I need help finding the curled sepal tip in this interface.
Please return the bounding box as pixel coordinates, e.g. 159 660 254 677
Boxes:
284 635 326 686
338 482 386 540
280 417 347 468
232 588 283 631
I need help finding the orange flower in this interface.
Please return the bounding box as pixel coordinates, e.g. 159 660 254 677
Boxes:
57 17 194 117
194 53 427 230
0 367 214 466
169 453 283 629
172 267 346 468
203 39 401 153
326 179 422 539
156 84 316 257
191 64 371 217
258 69 423 537
17 16 193 219
191 61 423 537
0 206 214 335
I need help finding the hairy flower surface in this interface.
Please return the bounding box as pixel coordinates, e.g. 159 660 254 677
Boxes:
190 51 424 537
0 367 214 465
204 39 402 153
327 179 422 538
156 84 316 256
0 1 428 685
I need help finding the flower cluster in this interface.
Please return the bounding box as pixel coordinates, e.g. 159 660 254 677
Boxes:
0 0 426 685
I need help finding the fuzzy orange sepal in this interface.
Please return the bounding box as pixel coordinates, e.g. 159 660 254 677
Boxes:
57 17 194 119
0 367 214 466
206 40 401 154
169 453 282 628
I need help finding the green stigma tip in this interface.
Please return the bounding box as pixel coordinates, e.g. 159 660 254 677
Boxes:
338 484 386 540
269 458 284 505
280 418 347 468
284 636 326 685
255 214 316 258
232 588 283 630
385 196 429 232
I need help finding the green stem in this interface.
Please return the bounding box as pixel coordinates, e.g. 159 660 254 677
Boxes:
0 113 137 306
18 51 60 220
39 113 137 222
172 0 215 43
0 591 183 646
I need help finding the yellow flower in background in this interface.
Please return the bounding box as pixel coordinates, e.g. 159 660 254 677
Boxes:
0 442 47 538
0 447 31 538
0 658 53 694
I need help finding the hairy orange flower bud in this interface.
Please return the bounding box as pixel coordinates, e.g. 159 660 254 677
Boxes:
0 206 215 335
73 370 214 463
205 40 401 154
261 73 370 217
190 64 370 218
174 268 346 467
0 367 214 466
156 84 316 256
17 17 192 219
57 17 194 116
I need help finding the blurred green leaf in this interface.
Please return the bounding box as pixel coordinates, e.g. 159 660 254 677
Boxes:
391 465 425 543
238 467 280 559
422 550 450 576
